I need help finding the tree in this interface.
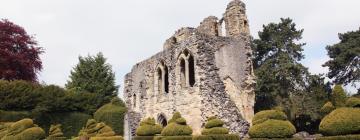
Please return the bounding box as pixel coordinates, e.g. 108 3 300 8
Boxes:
66 53 118 105
252 18 309 113
323 28 360 89
0 19 43 82
252 18 330 130
330 85 347 107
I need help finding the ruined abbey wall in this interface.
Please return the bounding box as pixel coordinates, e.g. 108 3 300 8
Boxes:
123 0 255 139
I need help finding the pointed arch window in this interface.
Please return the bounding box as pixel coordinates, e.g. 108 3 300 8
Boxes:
155 61 169 94
177 50 196 88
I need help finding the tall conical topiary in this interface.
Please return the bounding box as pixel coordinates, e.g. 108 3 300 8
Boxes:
201 116 229 135
47 124 66 140
136 118 162 136
161 112 192 136
331 85 347 107
79 119 116 137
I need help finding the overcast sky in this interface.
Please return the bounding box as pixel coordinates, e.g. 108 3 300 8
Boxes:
0 0 359 94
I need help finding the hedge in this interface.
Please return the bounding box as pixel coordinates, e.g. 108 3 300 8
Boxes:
46 124 66 140
249 119 296 138
154 136 192 140
202 117 228 135
0 110 32 122
252 110 287 125
193 134 240 140
89 136 124 140
133 136 155 140
161 112 192 136
136 118 162 136
320 102 335 115
319 107 360 136
317 134 360 140
345 97 360 107
94 98 127 135
2 118 46 140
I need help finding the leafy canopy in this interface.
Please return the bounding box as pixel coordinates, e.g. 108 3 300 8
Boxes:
66 52 119 105
0 19 43 82
323 28 360 88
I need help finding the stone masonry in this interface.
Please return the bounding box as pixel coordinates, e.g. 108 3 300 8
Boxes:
123 0 255 139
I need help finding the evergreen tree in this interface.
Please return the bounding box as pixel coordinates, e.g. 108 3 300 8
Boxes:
331 85 347 107
323 28 360 90
66 53 119 106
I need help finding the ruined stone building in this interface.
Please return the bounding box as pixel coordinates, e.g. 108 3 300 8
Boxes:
123 0 255 139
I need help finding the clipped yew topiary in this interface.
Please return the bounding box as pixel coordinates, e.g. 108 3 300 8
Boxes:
46 124 66 140
331 85 347 107
201 116 229 135
249 119 296 138
319 107 360 136
161 112 192 136
345 97 360 107
0 122 13 138
2 118 45 140
94 97 127 135
78 119 118 139
136 117 162 136
252 110 287 125
320 102 336 115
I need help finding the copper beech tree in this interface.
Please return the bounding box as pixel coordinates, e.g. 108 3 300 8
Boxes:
0 19 43 82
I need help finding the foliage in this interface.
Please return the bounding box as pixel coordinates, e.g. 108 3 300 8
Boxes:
252 110 287 125
317 134 360 140
330 85 347 107
94 97 127 135
249 119 296 138
345 97 360 107
46 124 66 140
136 118 162 136
319 107 360 136
2 118 45 140
202 117 229 135
89 136 124 140
133 136 155 140
0 110 32 122
66 52 119 106
78 119 116 137
161 112 192 136
193 134 240 140
320 102 335 115
0 19 43 82
323 28 360 87
0 80 41 110
154 136 193 140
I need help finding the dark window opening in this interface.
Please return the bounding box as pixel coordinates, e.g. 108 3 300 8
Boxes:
157 68 163 93
164 66 169 93
189 55 195 87
158 114 167 127
133 94 136 108
180 58 186 87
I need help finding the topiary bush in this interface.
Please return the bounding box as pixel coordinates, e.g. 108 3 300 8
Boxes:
78 119 120 139
345 97 360 107
193 134 240 140
46 124 66 140
136 117 162 136
161 112 192 136
319 107 360 136
2 118 46 140
94 97 127 135
201 116 229 135
89 136 124 140
252 110 287 125
154 136 192 140
317 134 360 140
249 119 296 138
331 85 347 107
320 102 336 115
0 122 13 138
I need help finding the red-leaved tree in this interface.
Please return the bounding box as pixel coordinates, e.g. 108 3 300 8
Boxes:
0 19 43 82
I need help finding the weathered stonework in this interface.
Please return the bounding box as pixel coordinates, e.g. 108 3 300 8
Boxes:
123 0 255 139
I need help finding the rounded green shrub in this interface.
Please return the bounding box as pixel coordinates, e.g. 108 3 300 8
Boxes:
94 97 127 135
319 107 360 136
201 116 229 135
161 112 192 136
79 119 116 137
15 127 46 140
345 97 360 107
6 118 35 135
89 136 124 140
47 124 66 140
249 119 296 138
320 102 336 115
331 85 347 107
136 118 162 136
252 110 287 125
2 119 46 140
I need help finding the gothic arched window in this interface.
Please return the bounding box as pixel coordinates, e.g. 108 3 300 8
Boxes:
155 61 169 94
177 49 195 88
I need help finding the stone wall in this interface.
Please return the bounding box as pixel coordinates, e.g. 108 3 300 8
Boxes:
123 0 255 139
